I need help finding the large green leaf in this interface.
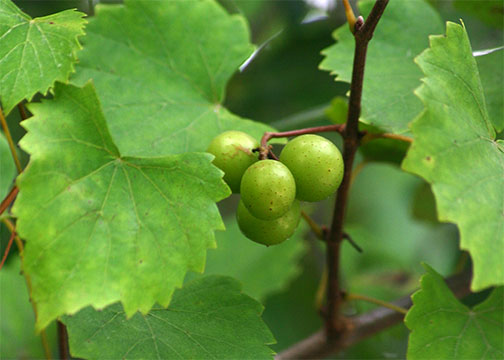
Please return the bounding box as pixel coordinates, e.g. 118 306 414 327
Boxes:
0 257 57 359
64 276 275 359
477 49 504 132
71 0 274 157
190 216 307 301
0 132 15 199
402 22 503 291
320 0 443 134
405 264 504 359
0 0 86 115
12 82 230 331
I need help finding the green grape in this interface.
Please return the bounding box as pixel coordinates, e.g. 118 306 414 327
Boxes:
237 200 301 246
207 131 259 193
240 160 296 220
280 134 344 202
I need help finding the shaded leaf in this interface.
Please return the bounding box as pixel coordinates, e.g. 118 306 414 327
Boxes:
0 0 86 114
405 264 504 359
190 215 307 301
320 0 443 134
71 0 274 156
454 0 504 29
64 276 275 360
0 257 57 359
13 83 230 331
402 22 504 290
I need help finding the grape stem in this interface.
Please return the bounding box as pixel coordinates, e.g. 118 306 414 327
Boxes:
276 269 472 359
259 124 345 160
325 0 389 341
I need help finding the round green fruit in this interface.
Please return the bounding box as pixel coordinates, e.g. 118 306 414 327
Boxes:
280 134 344 202
237 200 301 246
240 160 296 220
207 131 259 193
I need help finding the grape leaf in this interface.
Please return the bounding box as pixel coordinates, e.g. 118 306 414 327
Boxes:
189 216 307 301
477 49 504 132
12 82 230 331
71 0 274 157
405 264 504 359
0 132 15 199
64 276 275 360
320 0 443 134
402 22 504 291
0 0 86 115
0 257 57 359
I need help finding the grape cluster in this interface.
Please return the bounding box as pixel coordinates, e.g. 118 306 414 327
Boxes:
207 131 344 246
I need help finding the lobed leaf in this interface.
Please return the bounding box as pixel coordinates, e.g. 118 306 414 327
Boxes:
71 0 274 157
405 264 503 359
320 0 444 134
13 82 230 331
402 22 504 290
0 0 86 114
64 276 275 360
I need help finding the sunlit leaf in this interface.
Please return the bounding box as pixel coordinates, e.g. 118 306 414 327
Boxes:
402 22 504 290
13 83 230 331
0 0 85 114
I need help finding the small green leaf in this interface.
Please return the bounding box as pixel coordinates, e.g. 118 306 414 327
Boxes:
72 0 274 156
0 132 15 199
191 216 307 301
64 276 275 360
405 264 504 359
477 49 504 132
13 82 230 331
320 0 444 134
0 0 86 114
402 22 503 290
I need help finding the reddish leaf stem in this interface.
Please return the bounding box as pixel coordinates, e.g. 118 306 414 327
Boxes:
0 228 15 271
325 0 389 340
259 124 345 160
0 186 19 216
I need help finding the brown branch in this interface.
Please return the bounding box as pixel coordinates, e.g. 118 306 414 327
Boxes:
0 186 19 216
259 124 345 160
276 269 472 360
58 321 70 360
325 0 389 338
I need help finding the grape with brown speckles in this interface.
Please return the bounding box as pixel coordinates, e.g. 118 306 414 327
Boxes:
237 200 300 246
240 160 296 220
280 134 344 202
207 131 259 193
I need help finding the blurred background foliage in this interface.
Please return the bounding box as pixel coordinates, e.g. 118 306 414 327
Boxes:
2 0 501 358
